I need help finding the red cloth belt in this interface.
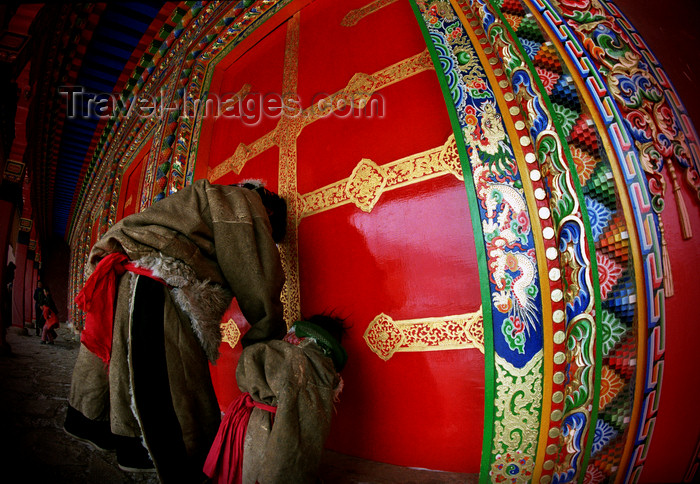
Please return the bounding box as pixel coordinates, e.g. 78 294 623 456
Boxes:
203 392 277 484
75 252 166 366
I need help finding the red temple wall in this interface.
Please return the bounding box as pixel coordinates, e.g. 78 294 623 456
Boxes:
197 0 485 472
87 0 700 478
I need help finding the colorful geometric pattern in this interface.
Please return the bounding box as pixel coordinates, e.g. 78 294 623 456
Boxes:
488 4 644 483
522 3 666 482
465 1 604 480
415 1 547 476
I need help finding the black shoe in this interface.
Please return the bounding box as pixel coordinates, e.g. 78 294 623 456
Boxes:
116 436 156 473
63 405 117 452
40 341 46 345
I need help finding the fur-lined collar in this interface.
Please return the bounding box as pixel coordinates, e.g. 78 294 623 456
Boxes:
133 254 231 362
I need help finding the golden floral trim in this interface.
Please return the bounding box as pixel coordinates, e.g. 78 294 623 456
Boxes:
278 142 301 327
208 49 434 181
277 13 302 327
363 307 484 361
19 217 32 232
124 194 134 212
222 318 242 348
492 351 543 457
299 134 462 217
341 0 399 27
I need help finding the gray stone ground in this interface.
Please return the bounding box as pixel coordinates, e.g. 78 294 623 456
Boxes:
0 323 477 484
0 324 159 484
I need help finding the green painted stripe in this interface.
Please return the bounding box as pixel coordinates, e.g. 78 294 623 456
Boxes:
485 1 603 481
408 2 496 481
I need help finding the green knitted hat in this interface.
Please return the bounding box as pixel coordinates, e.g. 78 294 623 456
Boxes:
293 320 348 371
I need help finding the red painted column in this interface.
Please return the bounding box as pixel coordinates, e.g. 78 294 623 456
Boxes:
0 199 14 351
11 240 27 327
34 255 41 319
23 255 33 326
30 259 38 325
0 201 11 267
0 199 12 294
12 174 33 328
21 228 37 326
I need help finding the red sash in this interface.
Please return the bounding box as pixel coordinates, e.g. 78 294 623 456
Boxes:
203 392 277 484
75 253 166 366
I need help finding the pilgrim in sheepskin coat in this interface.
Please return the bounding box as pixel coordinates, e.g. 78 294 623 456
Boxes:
68 179 286 482
237 338 341 484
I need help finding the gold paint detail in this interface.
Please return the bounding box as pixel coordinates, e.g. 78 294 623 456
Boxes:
343 72 378 109
218 83 252 118
345 159 388 212
208 49 434 182
19 217 33 232
299 135 462 218
210 134 275 179
553 372 565 384
551 409 563 421
548 427 560 439
221 318 241 348
552 391 564 404
274 108 307 147
541 474 553 483
363 308 484 361
279 148 301 327
370 48 435 91
341 0 399 27
553 352 566 365
546 444 558 455
3 159 25 182
277 14 302 327
492 351 543 457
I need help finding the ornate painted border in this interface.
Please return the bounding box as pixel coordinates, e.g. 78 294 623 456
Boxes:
523 2 666 482
412 1 551 480
468 1 606 481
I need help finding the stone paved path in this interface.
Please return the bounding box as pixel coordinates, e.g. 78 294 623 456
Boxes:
0 325 158 483
0 324 477 484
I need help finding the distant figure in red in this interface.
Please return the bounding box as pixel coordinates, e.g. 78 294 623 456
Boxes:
40 299 60 345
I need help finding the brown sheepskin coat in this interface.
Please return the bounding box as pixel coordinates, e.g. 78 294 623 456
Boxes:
238 339 341 484
69 179 285 482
